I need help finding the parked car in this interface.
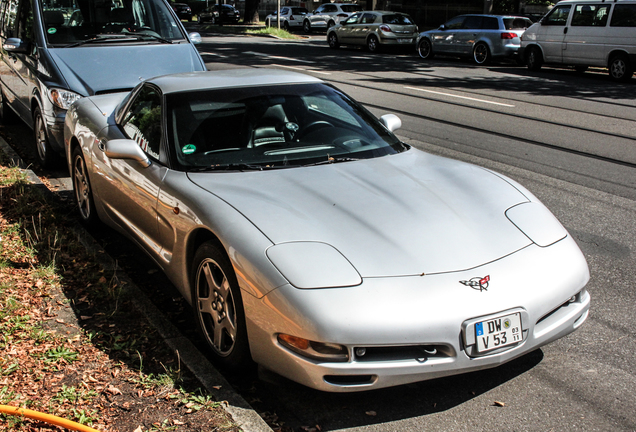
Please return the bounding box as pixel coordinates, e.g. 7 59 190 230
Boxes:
0 0 205 168
65 68 590 392
520 0 636 81
417 14 534 64
199 3 241 24
171 2 192 21
303 3 362 33
265 7 308 31
327 11 418 52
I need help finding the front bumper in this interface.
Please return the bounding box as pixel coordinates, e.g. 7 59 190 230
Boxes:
243 235 590 392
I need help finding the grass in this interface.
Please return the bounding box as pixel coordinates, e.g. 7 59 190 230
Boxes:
0 154 238 430
196 20 303 39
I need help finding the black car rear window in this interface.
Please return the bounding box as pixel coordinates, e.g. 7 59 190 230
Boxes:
504 18 532 29
610 4 636 27
383 14 413 25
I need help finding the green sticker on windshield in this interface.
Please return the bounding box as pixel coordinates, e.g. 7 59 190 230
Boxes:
47 27 57 34
182 144 196 155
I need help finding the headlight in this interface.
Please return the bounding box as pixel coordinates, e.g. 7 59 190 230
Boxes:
49 89 82 110
278 334 349 362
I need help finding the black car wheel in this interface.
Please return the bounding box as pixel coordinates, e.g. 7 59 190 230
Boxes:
72 146 98 226
526 46 543 71
473 42 491 65
33 106 59 168
609 54 633 82
367 35 380 53
328 32 339 49
303 20 311 33
192 241 251 370
283 21 290 31
327 19 335 29
417 38 434 59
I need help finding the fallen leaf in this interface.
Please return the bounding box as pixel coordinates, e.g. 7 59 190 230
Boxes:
493 401 506 407
365 411 377 416
106 385 122 395
133 427 143 432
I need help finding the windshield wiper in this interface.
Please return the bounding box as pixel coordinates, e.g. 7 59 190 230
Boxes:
190 163 269 172
64 33 174 48
303 157 360 166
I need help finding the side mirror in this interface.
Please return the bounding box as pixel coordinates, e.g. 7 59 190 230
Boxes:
438 24 446 30
104 139 151 168
189 32 202 44
3 38 28 53
380 114 401 132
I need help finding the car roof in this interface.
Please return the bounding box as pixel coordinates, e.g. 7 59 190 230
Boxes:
147 69 323 95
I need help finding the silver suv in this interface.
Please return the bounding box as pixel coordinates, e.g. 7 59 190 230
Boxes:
303 3 362 33
417 15 533 65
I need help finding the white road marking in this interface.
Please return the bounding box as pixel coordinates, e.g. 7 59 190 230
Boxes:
404 86 515 107
271 64 331 75
244 51 314 64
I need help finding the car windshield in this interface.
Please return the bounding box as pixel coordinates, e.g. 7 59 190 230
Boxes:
340 4 362 13
383 14 413 25
167 83 407 170
41 0 186 46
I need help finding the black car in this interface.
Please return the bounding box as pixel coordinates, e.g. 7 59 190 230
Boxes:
199 3 241 24
172 2 193 21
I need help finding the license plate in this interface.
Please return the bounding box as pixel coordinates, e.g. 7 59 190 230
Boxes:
475 312 522 353
398 38 412 43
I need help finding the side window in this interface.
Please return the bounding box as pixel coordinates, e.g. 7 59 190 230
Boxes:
281 8 288 15
361 13 375 24
481 17 499 30
16 0 33 42
325 5 336 13
444 16 465 30
542 5 571 25
121 86 163 160
610 4 636 27
0 0 19 38
571 4 610 26
344 13 360 25
462 16 483 30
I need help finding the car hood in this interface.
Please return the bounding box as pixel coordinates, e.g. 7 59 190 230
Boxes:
188 150 533 277
49 44 204 96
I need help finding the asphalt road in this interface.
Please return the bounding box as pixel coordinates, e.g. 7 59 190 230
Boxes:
3 25 636 431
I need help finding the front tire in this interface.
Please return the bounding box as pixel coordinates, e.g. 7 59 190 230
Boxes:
192 241 251 371
33 106 59 168
328 32 339 49
526 46 543 71
417 38 434 59
609 54 633 82
473 42 491 65
72 146 98 226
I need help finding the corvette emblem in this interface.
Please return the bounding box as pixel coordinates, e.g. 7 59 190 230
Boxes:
460 275 490 292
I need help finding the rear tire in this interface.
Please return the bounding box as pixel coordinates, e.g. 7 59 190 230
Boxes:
609 54 633 82
303 20 311 33
417 38 434 59
327 19 335 29
473 42 491 65
367 35 379 53
526 46 543 71
283 21 290 32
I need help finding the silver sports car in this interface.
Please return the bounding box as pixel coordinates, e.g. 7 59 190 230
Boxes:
64 69 590 392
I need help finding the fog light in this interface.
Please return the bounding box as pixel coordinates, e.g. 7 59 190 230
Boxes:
278 334 349 362
355 347 366 357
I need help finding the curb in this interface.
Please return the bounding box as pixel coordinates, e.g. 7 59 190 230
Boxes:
0 137 272 432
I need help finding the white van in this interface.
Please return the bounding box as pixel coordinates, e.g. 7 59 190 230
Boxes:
519 0 636 81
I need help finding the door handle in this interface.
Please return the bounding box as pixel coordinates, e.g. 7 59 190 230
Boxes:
98 140 105 151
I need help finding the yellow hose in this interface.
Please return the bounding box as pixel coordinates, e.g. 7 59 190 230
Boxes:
0 404 101 432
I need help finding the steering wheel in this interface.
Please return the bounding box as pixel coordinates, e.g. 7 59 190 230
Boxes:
297 121 334 139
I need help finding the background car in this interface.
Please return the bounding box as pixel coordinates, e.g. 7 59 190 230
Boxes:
171 2 192 21
65 68 590 393
265 6 309 31
417 14 534 64
303 3 362 33
327 11 418 52
199 3 241 24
